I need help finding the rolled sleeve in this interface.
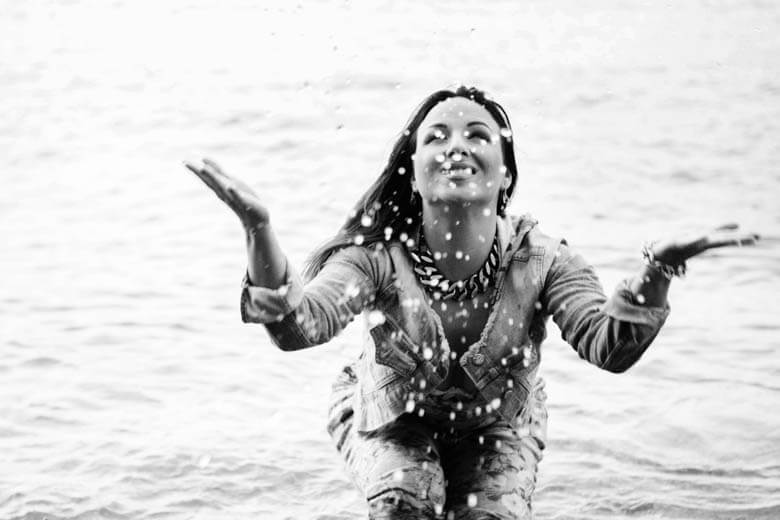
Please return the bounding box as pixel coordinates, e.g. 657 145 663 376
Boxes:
240 261 304 324
603 279 670 326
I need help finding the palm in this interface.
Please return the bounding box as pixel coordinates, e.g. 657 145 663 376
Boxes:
651 223 760 266
184 158 269 229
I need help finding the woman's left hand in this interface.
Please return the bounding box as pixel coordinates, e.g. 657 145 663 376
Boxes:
649 223 760 266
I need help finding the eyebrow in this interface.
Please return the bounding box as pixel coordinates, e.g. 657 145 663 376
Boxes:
424 122 493 131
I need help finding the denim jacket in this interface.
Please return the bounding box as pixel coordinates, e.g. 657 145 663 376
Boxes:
240 214 670 432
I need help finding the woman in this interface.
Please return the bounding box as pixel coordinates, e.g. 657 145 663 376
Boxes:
185 86 758 519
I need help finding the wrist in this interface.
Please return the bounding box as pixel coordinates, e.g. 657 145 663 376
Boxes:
246 220 270 237
642 242 686 280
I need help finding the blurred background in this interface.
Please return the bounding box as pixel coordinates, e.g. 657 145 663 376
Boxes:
1 0 778 518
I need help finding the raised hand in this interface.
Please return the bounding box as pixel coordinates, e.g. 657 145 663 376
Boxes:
184 158 270 232
649 223 760 267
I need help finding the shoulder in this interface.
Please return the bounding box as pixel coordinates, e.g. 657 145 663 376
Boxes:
507 213 566 252
324 241 395 289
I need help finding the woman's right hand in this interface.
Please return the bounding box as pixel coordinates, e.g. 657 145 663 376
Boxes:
184 158 270 233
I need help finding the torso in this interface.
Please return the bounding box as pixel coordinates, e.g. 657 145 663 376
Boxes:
430 292 493 392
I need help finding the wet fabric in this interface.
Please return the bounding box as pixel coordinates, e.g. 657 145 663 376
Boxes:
327 364 548 519
241 214 670 433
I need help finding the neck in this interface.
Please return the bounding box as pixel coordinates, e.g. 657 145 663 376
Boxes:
419 201 497 282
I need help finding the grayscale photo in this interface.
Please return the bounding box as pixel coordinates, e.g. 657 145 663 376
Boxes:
2 1 778 519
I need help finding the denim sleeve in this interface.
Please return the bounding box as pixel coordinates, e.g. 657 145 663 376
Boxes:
541 243 670 373
240 244 392 351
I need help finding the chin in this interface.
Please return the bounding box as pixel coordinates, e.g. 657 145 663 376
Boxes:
426 189 493 210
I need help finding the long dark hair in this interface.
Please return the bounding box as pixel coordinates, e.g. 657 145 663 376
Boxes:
302 85 519 280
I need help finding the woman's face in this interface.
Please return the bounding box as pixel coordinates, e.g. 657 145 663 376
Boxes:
412 97 510 213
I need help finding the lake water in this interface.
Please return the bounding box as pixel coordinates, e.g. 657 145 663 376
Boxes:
2 0 779 518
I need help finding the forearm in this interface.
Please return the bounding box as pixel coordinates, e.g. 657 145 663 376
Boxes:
628 265 672 307
246 222 287 288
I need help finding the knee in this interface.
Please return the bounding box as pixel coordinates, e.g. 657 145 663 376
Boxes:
366 466 446 520
446 491 532 520
368 488 442 519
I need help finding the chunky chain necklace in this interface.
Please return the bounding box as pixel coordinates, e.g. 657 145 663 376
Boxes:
408 228 501 301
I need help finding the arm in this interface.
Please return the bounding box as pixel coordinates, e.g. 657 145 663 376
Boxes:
542 224 760 372
185 158 286 289
541 245 669 373
241 244 392 351
184 158 391 352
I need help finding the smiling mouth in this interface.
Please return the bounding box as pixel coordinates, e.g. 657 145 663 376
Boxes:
441 163 477 178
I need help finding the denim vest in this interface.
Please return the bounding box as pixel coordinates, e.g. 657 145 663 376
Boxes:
241 214 669 433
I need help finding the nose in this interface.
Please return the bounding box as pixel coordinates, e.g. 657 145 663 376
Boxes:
446 132 469 160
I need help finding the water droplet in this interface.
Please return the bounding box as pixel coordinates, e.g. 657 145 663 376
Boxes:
449 411 456 420
354 235 364 245
491 397 501 409
500 128 513 138
499 165 508 174
478 435 484 444
435 153 446 163
482 208 491 216
198 455 211 468
277 285 289 296
406 400 415 413
455 250 463 259
423 347 434 360
418 408 425 417
534 301 542 310
398 167 406 175
434 251 442 260
636 293 646 304
393 469 404 481
384 226 393 240
361 215 372 227
445 232 452 240
467 493 478 507
367 310 386 326
435 504 444 515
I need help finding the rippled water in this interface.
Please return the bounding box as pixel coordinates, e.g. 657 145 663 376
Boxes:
2 1 779 518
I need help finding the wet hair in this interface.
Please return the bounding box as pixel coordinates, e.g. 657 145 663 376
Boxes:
302 85 519 280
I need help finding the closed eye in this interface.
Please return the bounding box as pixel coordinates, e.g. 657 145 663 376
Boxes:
466 129 490 140
423 129 447 144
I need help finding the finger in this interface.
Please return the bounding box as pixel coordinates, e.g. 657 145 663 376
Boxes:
202 158 232 180
714 223 739 232
184 161 230 200
705 234 760 249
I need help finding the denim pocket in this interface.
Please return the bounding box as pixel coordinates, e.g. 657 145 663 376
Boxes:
370 323 419 378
